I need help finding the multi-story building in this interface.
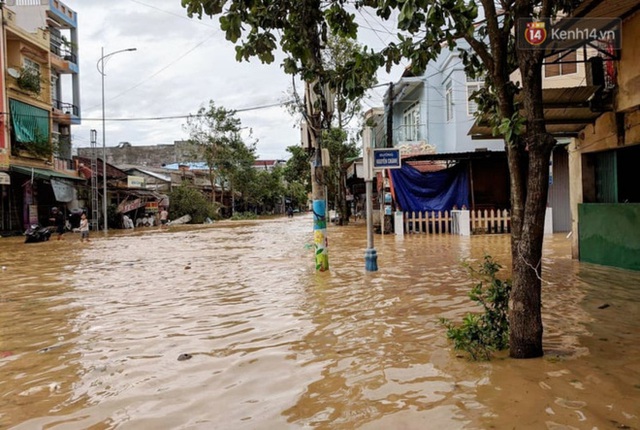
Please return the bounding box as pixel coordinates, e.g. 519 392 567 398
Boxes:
365 40 511 220
0 0 81 233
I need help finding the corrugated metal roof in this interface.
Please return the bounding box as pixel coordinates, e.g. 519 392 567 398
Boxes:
127 168 171 182
468 86 603 139
402 150 506 162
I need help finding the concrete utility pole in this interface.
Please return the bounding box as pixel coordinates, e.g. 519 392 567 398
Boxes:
363 127 378 271
306 81 329 271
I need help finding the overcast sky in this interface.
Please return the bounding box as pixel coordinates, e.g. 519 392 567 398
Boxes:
68 0 406 160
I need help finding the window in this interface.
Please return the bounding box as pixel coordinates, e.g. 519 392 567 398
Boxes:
51 73 59 105
545 51 577 77
402 102 420 141
466 77 483 116
23 57 40 74
445 80 453 122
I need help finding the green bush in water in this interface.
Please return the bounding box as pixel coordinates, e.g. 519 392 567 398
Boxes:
168 184 219 223
440 255 511 361
230 211 257 220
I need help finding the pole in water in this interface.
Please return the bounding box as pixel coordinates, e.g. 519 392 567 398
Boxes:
365 248 378 272
313 199 329 271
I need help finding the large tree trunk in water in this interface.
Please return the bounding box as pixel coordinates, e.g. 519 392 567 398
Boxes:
508 43 556 358
509 142 552 358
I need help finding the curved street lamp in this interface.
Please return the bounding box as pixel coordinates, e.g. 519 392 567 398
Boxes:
96 47 136 233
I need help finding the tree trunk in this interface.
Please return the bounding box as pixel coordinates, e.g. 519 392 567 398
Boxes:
508 45 556 358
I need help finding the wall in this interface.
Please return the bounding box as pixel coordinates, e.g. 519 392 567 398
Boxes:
77 141 204 168
78 144 175 167
616 12 640 112
578 203 640 271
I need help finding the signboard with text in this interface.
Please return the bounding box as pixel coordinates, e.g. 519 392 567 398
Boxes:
117 198 142 214
373 148 401 170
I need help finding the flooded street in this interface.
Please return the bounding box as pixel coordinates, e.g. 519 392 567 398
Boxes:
1 214 639 429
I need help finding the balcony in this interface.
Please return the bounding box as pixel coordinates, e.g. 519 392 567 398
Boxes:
393 124 428 145
49 33 77 72
52 99 78 125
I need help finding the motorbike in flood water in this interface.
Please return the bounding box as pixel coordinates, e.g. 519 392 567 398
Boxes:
24 224 53 243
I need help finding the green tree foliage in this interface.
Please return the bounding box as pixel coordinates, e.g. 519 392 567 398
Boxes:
282 146 311 210
440 256 512 361
283 145 311 190
284 180 309 211
183 100 256 210
169 182 219 223
240 167 287 214
324 34 377 127
322 128 359 224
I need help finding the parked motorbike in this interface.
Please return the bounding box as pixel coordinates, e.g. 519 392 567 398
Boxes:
24 224 52 243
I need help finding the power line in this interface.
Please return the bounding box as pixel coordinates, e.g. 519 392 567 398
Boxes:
79 101 290 122
128 0 217 29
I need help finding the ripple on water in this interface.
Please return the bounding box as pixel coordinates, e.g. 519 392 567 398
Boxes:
1 223 639 429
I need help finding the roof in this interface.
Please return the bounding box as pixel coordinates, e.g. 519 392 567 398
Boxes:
74 156 128 179
385 77 424 104
406 160 448 173
468 86 603 139
163 162 209 171
125 167 171 182
402 150 506 162
10 165 85 181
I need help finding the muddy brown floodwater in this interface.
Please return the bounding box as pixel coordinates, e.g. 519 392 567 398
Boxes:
0 215 639 429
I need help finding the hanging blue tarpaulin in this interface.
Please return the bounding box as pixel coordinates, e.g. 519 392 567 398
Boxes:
390 162 469 212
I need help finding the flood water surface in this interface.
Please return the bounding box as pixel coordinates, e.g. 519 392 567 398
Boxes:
1 215 639 429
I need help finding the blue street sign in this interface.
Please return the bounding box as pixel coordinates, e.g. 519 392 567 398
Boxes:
373 148 401 169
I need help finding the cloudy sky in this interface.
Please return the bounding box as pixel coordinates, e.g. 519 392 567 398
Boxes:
66 0 407 160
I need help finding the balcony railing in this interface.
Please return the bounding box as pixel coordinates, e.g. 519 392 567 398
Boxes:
393 124 428 145
50 34 77 64
52 99 79 116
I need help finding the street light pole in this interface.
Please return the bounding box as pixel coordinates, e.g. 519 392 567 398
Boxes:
97 46 136 233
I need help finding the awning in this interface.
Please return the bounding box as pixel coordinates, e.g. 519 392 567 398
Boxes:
468 86 602 139
10 165 84 181
385 77 424 104
9 99 50 143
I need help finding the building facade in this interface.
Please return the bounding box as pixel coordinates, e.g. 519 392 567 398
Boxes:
0 0 82 234
564 1 640 270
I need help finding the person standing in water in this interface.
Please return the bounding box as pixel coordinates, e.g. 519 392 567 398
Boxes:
79 212 91 242
159 207 169 229
50 207 65 240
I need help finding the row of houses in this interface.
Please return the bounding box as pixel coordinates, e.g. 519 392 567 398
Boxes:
349 0 640 272
0 0 82 234
0 0 290 234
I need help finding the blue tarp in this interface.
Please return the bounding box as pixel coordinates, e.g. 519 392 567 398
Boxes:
390 163 469 212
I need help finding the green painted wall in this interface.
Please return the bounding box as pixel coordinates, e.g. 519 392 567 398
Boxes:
579 203 640 271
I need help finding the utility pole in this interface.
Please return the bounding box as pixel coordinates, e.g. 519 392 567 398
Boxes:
306 81 329 271
363 126 377 271
382 82 394 234
386 82 394 148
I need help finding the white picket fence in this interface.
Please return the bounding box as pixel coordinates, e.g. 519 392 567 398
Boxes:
403 209 511 235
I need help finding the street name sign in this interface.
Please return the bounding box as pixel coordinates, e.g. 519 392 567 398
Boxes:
373 148 401 170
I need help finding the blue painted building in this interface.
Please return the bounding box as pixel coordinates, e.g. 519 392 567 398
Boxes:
381 40 504 155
